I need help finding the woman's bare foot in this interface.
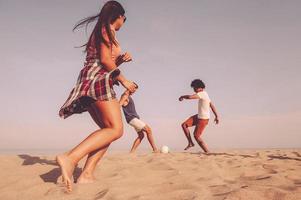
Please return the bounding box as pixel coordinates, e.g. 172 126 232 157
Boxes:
200 152 210 157
184 143 195 150
56 154 75 192
77 172 96 184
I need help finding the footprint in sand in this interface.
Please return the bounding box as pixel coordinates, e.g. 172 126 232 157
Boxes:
94 188 109 200
108 172 122 179
44 187 60 196
130 195 143 200
292 151 301 157
285 175 301 186
226 159 234 165
264 189 286 200
294 180 301 186
277 185 298 192
153 182 198 195
224 179 237 184
146 158 154 163
209 184 235 197
249 161 263 167
172 183 199 191
255 175 272 180
240 173 272 181
216 162 223 168
226 159 242 167
262 164 278 174
44 185 73 196
196 176 210 182
150 161 175 171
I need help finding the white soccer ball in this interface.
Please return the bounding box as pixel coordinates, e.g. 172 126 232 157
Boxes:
161 145 169 154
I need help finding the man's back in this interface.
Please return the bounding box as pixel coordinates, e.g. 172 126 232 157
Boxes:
122 96 140 123
197 91 211 119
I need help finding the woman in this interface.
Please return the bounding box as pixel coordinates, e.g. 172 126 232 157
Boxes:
57 1 136 192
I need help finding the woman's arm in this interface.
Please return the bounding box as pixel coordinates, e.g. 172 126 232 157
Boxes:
210 102 219 124
100 42 136 93
100 42 118 71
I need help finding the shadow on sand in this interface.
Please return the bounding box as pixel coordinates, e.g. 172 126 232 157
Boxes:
40 167 82 183
18 154 82 183
18 154 57 166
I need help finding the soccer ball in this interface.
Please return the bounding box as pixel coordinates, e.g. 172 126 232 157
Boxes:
161 145 169 154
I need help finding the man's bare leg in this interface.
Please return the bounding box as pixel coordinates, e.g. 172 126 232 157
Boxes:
182 115 198 150
130 131 144 153
143 125 158 152
196 137 209 153
193 119 209 153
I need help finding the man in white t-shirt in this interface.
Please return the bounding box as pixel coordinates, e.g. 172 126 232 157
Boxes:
179 79 219 153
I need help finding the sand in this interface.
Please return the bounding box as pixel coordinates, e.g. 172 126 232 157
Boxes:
0 149 300 200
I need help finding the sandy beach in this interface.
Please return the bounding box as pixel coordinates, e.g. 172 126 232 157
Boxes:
0 149 300 200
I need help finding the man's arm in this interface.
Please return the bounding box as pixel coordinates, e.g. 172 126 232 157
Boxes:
210 102 219 124
119 90 130 106
179 94 199 101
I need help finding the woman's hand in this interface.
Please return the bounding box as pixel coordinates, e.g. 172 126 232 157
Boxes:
116 52 132 66
122 52 132 62
121 79 137 93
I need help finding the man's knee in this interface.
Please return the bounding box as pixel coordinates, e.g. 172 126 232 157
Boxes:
138 131 145 139
194 133 204 141
181 122 188 129
143 125 151 134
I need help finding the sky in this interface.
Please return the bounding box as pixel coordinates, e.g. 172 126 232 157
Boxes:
0 0 300 152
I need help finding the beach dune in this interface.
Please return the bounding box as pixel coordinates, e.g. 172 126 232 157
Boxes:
0 149 300 200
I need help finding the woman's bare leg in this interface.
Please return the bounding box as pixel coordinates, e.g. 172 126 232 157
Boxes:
77 105 110 184
130 131 144 153
181 115 197 150
77 145 109 183
56 99 123 191
143 125 158 152
193 119 209 153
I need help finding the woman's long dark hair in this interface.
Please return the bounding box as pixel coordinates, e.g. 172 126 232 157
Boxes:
73 1 125 51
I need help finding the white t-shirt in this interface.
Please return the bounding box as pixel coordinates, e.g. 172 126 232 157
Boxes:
197 91 211 119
